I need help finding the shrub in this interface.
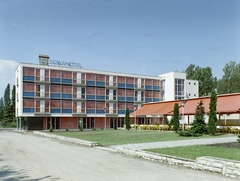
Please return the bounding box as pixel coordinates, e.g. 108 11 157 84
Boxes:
172 103 180 132
191 100 207 134
65 127 69 131
179 130 202 137
237 135 240 143
49 126 54 132
125 108 131 130
92 127 96 131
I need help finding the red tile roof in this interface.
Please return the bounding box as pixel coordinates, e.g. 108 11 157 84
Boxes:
131 93 240 117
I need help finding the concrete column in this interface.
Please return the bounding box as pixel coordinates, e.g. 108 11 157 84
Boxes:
16 117 18 130
19 117 22 131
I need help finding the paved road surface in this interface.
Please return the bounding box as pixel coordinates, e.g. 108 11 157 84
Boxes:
0 129 236 181
109 135 237 150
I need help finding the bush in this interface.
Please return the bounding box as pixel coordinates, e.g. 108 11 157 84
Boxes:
179 130 202 137
49 126 54 132
65 127 69 131
92 127 96 131
237 135 240 143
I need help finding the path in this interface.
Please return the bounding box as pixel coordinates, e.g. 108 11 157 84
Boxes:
109 135 237 150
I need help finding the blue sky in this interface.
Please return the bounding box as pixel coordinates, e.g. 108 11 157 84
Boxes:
0 0 240 97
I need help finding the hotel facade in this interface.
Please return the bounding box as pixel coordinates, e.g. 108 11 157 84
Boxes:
15 56 198 130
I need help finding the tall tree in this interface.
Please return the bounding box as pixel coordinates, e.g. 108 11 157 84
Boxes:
11 85 16 121
191 100 207 134
172 103 180 132
185 64 217 97
208 91 218 135
0 97 4 121
125 108 131 130
217 61 240 94
3 84 12 123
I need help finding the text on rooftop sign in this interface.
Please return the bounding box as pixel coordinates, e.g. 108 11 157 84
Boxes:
39 59 82 68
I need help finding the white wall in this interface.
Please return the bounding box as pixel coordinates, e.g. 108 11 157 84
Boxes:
186 80 199 99
15 64 22 117
159 72 187 101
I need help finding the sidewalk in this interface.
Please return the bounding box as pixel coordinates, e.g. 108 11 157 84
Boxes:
109 135 237 150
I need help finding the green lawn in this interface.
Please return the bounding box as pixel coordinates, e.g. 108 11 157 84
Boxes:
50 129 224 146
146 145 240 161
50 130 239 161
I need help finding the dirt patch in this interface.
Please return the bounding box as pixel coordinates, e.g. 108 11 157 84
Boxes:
207 142 240 149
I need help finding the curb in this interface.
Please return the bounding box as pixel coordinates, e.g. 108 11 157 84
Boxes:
33 131 98 147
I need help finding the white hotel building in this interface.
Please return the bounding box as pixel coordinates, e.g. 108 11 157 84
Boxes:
15 55 198 130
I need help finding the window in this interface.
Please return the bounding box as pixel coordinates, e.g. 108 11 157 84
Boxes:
126 77 134 89
23 83 35 97
50 70 60 78
62 71 72 79
62 100 72 113
50 100 61 113
117 103 125 114
86 101 95 114
23 67 34 75
86 73 95 80
23 99 34 113
96 102 105 114
50 70 61 83
23 68 35 81
175 78 184 100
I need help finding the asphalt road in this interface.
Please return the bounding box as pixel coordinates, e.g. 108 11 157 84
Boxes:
0 129 236 181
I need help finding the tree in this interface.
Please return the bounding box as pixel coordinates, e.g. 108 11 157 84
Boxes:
125 108 131 130
3 84 12 123
172 103 180 132
11 85 16 121
208 91 218 135
217 61 240 94
185 64 217 97
191 100 207 134
0 97 4 121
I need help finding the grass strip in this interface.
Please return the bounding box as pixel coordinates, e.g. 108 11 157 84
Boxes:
50 129 225 146
146 145 240 161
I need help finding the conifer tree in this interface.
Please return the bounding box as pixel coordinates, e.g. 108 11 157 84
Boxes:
0 97 4 121
11 85 16 121
3 84 12 123
208 91 218 135
191 100 207 134
125 108 131 130
172 103 180 132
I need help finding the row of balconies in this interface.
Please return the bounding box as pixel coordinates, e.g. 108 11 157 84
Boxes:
23 107 131 115
22 91 160 103
22 75 162 91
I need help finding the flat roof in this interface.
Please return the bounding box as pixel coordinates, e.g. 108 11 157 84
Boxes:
17 62 165 80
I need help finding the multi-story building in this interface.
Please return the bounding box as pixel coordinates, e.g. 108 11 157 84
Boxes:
15 55 198 130
159 71 198 101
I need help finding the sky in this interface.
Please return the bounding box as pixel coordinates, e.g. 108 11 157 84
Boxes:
0 0 240 97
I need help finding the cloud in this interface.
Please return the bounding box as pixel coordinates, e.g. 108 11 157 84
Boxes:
0 59 19 98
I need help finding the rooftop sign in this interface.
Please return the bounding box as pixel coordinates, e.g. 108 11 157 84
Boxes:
39 58 82 68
